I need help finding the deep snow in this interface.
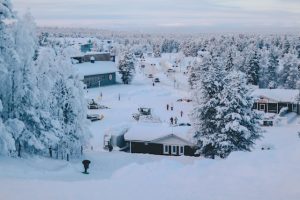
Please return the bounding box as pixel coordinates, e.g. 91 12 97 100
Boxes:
0 54 300 200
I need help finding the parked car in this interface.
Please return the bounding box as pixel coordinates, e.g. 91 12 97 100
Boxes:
167 69 176 73
87 114 104 122
177 98 192 102
154 78 160 83
178 123 191 127
148 74 153 78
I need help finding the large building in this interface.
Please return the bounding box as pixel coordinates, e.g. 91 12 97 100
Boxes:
74 60 117 88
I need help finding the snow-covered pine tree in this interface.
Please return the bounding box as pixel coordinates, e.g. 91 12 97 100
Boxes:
258 47 269 88
279 50 300 89
0 0 13 19
217 70 261 157
266 47 279 88
0 100 15 155
118 50 135 84
188 60 200 89
245 50 260 86
191 51 226 158
225 50 234 71
0 0 20 120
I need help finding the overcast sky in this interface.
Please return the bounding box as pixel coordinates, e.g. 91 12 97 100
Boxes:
13 0 300 33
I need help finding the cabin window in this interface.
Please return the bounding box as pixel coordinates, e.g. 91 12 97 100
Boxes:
163 145 169 154
293 104 297 112
172 145 177 155
259 104 265 111
179 146 184 155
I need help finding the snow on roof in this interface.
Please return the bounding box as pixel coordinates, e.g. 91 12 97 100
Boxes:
72 51 111 58
124 123 193 143
74 61 117 76
252 89 299 103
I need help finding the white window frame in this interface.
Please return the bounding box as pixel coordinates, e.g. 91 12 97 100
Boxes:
179 146 184 155
259 104 265 111
293 104 297 112
163 145 169 154
171 145 177 155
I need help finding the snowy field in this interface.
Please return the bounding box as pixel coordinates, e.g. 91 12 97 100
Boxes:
1 58 300 200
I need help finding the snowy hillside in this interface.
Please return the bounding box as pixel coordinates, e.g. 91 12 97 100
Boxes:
1 58 300 200
2 0 300 198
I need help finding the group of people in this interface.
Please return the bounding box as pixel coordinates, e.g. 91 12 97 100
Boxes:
166 103 184 125
170 116 178 125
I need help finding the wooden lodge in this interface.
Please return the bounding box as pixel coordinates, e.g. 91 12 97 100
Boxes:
252 89 300 114
124 124 196 157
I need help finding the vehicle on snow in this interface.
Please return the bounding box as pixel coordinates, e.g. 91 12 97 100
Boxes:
87 114 104 122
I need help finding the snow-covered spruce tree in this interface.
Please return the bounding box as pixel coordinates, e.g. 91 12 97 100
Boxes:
10 12 51 153
118 50 135 84
225 49 234 71
245 50 260 86
258 47 269 88
0 0 19 119
266 47 279 88
49 47 91 157
188 60 201 89
217 71 261 158
279 50 300 89
0 100 15 155
191 51 226 159
188 51 210 89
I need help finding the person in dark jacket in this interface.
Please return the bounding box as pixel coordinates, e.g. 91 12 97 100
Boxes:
82 160 91 174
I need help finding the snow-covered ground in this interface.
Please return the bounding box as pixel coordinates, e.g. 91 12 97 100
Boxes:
1 55 300 200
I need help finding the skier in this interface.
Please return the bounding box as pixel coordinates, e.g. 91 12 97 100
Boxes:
174 117 178 125
167 104 169 110
180 110 183 117
170 104 174 111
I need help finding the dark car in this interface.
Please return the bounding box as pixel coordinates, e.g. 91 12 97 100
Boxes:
154 78 160 83
87 114 103 122
178 123 191 126
167 69 176 73
177 98 192 102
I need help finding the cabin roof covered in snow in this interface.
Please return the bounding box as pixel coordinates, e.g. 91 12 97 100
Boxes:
74 61 117 76
252 89 299 103
124 123 194 145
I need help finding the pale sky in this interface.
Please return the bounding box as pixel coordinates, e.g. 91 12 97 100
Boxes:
13 0 300 33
